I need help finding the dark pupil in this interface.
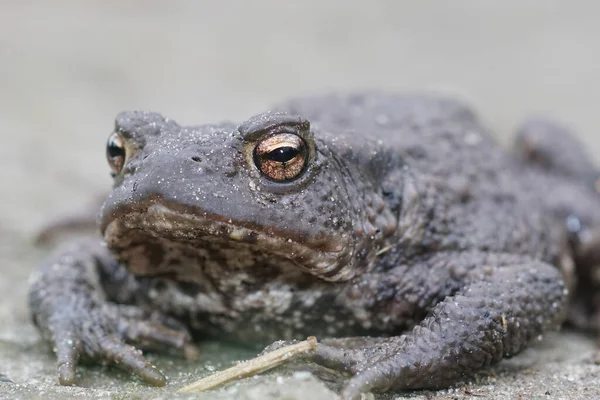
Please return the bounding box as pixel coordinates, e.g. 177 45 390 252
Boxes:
265 146 298 163
107 139 124 159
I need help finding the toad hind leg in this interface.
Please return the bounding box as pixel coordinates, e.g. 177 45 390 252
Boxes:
28 238 198 386
513 117 597 180
514 118 600 333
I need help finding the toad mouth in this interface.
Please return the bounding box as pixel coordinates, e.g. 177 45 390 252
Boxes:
101 201 356 281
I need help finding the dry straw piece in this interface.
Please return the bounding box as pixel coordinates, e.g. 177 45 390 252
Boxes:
178 336 318 393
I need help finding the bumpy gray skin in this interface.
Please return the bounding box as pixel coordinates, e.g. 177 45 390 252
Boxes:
29 93 600 399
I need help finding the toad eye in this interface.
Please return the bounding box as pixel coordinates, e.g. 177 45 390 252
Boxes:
253 133 308 182
106 132 126 175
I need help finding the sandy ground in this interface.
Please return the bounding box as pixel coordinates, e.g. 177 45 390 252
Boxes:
2 1 600 399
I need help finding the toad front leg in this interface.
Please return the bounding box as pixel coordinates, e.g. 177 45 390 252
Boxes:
28 238 197 386
290 252 567 399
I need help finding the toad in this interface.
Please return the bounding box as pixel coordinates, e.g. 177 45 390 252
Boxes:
29 93 600 399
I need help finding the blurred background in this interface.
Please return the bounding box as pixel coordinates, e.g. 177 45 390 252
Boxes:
3 0 600 233
1 1 600 398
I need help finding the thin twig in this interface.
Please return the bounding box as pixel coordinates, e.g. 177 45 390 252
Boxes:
177 336 318 393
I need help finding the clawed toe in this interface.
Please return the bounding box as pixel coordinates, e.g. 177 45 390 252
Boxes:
98 334 167 386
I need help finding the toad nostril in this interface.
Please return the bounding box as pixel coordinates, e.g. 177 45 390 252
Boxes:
191 156 201 162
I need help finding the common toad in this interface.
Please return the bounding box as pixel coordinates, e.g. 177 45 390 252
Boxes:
29 93 600 399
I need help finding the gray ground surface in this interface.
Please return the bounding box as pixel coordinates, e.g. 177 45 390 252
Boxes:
2 1 600 399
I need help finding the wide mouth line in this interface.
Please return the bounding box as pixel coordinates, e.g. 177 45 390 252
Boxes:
105 202 276 243
102 200 344 255
103 198 274 239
